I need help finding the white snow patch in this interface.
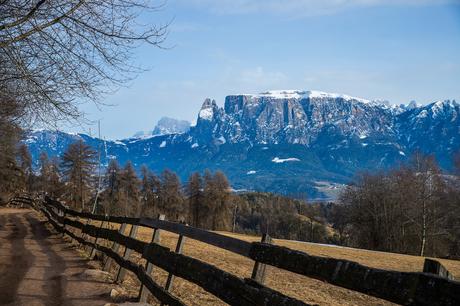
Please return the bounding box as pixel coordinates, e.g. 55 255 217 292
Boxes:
247 90 371 104
198 108 213 120
417 110 428 119
159 141 166 148
217 136 226 144
272 157 300 163
113 140 127 146
247 170 257 175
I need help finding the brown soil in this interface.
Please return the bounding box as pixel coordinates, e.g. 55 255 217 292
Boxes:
0 208 114 306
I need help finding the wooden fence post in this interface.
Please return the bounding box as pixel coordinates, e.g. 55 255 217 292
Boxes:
60 207 66 237
138 214 165 303
103 223 127 271
116 224 139 283
251 233 272 284
90 220 106 259
164 232 186 291
79 211 90 250
423 258 454 280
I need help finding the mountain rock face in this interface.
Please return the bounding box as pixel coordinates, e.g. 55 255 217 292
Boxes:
152 117 191 136
25 90 460 200
132 117 191 138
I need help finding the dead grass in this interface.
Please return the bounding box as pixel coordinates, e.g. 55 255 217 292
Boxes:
71 219 460 306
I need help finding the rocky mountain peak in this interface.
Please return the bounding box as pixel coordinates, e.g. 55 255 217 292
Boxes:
23 90 460 200
198 98 218 121
152 117 191 136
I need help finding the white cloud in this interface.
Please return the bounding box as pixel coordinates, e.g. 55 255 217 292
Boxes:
181 0 458 17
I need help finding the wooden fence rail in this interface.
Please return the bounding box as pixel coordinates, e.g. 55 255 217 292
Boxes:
21 196 460 306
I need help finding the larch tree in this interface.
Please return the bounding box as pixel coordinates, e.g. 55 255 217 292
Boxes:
140 165 161 217
119 161 140 217
16 143 33 192
187 172 203 227
38 152 50 193
47 157 62 199
159 169 184 221
212 171 231 230
203 170 231 230
202 169 215 228
102 158 122 215
61 139 96 211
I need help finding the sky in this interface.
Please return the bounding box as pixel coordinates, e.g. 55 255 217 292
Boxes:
71 0 460 139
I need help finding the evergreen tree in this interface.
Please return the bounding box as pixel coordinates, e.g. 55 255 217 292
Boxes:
60 140 96 211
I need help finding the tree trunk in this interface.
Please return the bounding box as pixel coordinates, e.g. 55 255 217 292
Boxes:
420 202 427 256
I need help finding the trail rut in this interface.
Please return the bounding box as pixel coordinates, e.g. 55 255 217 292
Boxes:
0 208 113 306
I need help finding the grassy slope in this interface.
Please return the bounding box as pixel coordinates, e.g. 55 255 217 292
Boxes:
116 227 460 306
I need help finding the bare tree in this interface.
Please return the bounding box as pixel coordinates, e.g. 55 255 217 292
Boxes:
0 92 23 197
17 143 33 191
61 139 97 210
0 0 168 123
187 172 203 227
119 161 140 216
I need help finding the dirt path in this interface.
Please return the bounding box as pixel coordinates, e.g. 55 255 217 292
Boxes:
0 208 113 306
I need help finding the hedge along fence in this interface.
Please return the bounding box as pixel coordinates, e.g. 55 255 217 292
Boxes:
35 196 460 306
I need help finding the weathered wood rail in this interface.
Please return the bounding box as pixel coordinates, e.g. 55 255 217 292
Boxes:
5 195 34 208
24 196 460 305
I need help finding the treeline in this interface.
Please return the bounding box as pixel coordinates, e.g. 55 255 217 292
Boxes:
25 140 231 230
328 152 460 258
234 193 330 243
10 139 332 241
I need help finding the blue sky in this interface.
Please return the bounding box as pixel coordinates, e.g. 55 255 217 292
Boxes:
73 0 460 139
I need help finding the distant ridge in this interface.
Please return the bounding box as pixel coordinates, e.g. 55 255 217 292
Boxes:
24 90 460 200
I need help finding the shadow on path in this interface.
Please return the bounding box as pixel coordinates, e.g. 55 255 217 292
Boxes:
0 214 32 305
25 214 66 306
0 208 114 306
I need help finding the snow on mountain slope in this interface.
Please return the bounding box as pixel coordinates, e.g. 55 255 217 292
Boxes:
24 91 460 200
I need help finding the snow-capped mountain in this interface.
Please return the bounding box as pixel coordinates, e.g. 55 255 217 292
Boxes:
132 117 191 138
152 117 191 136
24 90 460 200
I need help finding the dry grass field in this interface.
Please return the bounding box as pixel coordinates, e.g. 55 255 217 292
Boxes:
93 224 460 306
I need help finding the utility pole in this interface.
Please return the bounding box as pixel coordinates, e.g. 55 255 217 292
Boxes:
92 120 103 214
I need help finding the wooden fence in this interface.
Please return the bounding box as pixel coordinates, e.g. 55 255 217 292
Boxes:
19 196 460 305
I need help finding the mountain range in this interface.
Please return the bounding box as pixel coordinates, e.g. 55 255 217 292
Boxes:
24 90 460 200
